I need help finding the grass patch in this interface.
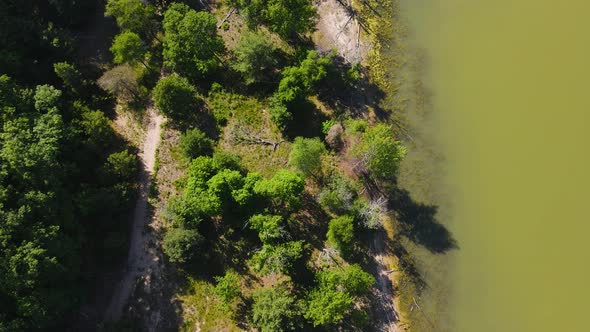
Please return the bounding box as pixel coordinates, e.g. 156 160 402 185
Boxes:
179 278 241 332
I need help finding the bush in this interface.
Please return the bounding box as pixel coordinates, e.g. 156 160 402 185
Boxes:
179 128 214 160
353 124 406 179
232 30 277 85
288 137 325 178
152 74 200 121
214 270 241 305
162 227 204 264
318 175 357 214
305 264 375 326
327 215 355 253
249 214 285 243
252 285 301 332
249 241 304 275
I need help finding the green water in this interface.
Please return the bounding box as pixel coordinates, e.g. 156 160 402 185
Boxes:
397 0 590 331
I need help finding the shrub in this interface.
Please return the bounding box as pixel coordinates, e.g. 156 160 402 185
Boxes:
327 215 355 253
318 175 357 214
152 74 200 121
249 241 304 275
288 137 325 178
249 214 285 243
353 124 406 179
179 128 214 160
252 285 301 331
232 30 277 85
214 270 241 305
162 227 204 264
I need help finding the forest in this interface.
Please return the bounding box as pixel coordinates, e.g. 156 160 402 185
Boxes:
0 0 420 331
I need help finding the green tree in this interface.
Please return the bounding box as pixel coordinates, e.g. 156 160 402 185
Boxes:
254 170 305 210
238 0 317 38
305 265 374 326
179 128 214 160
288 137 325 178
232 30 277 85
252 285 301 331
104 150 138 182
305 287 353 326
53 62 84 92
318 174 357 214
270 51 332 130
152 74 200 121
105 0 156 34
327 215 355 253
34 84 61 111
110 31 149 69
353 124 407 179
214 270 241 305
162 227 204 264
250 241 304 275
79 110 115 149
249 214 285 243
163 3 224 78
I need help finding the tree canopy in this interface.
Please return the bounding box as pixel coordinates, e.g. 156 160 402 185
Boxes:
163 3 225 78
252 285 301 331
235 0 317 38
353 124 407 179
152 74 201 121
305 265 375 326
105 0 157 35
110 31 148 68
288 137 326 178
327 215 355 253
232 30 277 85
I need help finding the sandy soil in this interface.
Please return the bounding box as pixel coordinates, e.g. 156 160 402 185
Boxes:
314 0 370 63
103 107 165 323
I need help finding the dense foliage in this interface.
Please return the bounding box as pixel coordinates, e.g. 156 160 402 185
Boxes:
162 3 224 79
231 30 277 85
288 137 326 178
252 284 301 331
0 74 136 329
232 0 317 38
305 265 375 326
353 124 407 179
152 74 201 121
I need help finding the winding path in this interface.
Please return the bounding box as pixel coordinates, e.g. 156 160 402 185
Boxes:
104 108 164 322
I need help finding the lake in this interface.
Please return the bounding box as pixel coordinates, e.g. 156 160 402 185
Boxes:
396 0 590 330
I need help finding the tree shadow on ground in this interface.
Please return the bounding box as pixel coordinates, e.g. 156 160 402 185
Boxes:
387 187 457 254
284 99 328 139
316 55 389 120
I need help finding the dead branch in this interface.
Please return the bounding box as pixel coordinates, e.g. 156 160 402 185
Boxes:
217 7 236 29
230 125 284 151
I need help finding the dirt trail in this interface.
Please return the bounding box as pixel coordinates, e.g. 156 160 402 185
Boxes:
372 230 402 332
104 108 165 323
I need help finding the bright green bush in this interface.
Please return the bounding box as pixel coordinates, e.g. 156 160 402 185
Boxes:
214 270 241 304
327 215 355 253
288 137 325 178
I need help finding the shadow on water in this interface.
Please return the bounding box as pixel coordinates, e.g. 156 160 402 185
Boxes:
388 187 457 254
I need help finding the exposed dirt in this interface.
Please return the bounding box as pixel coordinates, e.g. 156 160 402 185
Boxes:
314 0 370 63
103 107 165 324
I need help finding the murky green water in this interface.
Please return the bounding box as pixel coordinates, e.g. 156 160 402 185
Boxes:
397 0 590 331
